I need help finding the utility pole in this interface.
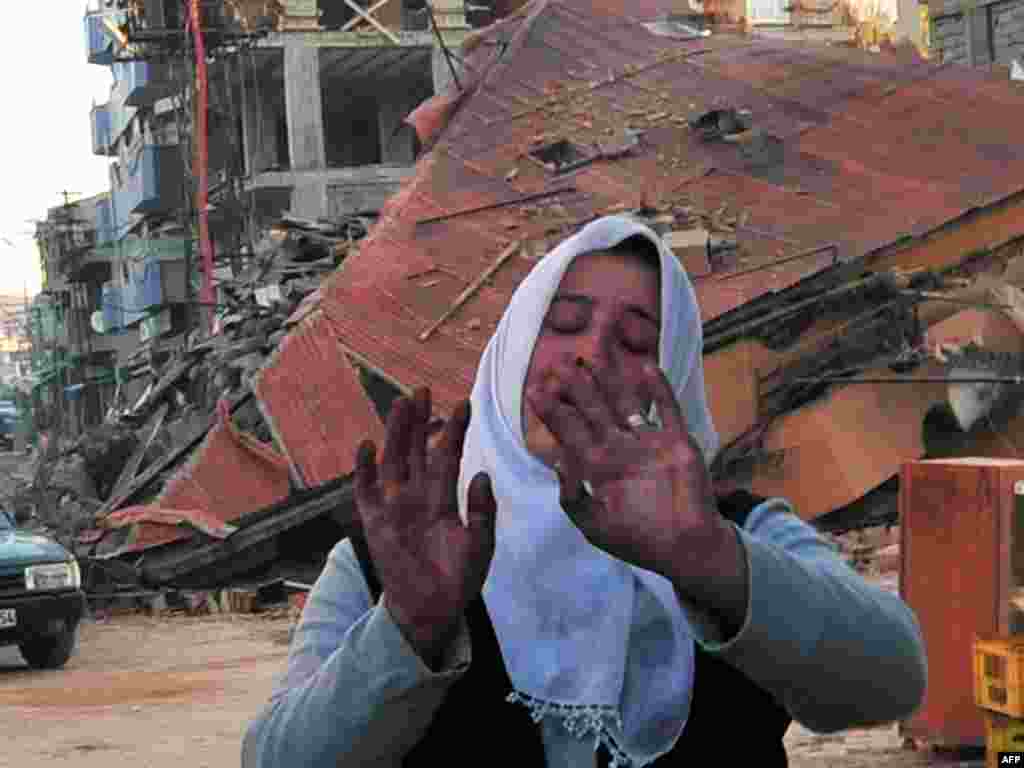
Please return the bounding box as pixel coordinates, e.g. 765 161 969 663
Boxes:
189 0 215 336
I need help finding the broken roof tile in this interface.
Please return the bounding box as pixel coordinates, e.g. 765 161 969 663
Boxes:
116 402 293 553
254 310 385 488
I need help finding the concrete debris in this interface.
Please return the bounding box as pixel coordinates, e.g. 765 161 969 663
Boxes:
824 525 901 576
13 214 370 574
88 579 310 622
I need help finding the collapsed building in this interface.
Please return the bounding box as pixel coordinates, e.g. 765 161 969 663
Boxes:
17 0 1024 605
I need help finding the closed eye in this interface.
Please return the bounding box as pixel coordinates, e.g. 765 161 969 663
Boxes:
545 298 589 334
620 312 659 354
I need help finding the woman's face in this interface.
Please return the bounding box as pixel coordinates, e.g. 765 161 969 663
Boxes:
522 247 661 467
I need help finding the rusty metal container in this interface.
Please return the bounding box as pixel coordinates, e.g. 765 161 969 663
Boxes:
900 458 1024 748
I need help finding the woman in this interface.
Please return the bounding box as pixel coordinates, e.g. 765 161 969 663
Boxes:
242 215 927 767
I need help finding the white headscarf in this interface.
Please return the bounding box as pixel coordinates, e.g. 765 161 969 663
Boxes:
457 215 719 766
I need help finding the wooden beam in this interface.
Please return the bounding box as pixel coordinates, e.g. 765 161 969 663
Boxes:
419 241 520 341
107 403 169 506
341 0 402 44
341 0 398 32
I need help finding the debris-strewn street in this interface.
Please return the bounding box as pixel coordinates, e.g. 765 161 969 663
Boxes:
0 607 969 768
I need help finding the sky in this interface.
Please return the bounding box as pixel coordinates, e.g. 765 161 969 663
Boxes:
0 2 114 298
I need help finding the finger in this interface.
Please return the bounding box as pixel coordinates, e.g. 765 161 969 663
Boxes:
433 400 472 516
527 385 593 464
464 473 497 584
408 387 431 484
641 362 685 433
558 358 621 443
582 357 650 432
466 472 497 534
380 396 415 488
354 440 381 513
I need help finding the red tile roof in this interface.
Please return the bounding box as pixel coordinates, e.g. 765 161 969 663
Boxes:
321 0 1024 417
254 310 386 488
112 400 293 554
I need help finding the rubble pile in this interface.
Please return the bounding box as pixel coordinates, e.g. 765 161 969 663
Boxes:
13 214 373 561
825 526 901 577
121 213 369 426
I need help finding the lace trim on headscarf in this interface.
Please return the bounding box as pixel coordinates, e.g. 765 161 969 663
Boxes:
506 691 655 768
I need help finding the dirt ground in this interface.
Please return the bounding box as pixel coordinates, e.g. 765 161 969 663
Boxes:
0 612 293 768
0 606 986 768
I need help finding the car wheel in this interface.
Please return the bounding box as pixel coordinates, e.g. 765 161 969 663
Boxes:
18 623 78 670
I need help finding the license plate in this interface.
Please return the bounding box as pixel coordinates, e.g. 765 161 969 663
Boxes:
0 609 15 629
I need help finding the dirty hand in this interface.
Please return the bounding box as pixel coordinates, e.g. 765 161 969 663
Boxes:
526 359 745 607
354 388 497 669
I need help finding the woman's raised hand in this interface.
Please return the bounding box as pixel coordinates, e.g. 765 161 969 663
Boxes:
353 388 496 669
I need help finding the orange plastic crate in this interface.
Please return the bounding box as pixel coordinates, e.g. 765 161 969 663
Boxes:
975 636 1024 718
983 711 1024 768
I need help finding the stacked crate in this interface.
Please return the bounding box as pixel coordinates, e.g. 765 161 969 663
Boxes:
974 636 1024 766
899 459 1024 749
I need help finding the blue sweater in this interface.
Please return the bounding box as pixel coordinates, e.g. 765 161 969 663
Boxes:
242 498 927 767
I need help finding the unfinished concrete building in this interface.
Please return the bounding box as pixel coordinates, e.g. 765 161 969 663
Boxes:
233 1 527 223
99 0 532 224
76 0 528 392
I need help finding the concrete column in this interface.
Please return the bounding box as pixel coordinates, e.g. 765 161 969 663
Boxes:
284 43 326 171
965 6 990 67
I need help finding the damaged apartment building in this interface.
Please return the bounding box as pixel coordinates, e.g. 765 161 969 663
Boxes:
32 0 525 437
33 193 140 436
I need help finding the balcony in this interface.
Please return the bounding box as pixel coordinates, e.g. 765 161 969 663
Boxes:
95 198 115 248
110 145 185 237
90 103 113 156
101 282 124 332
113 60 177 109
104 238 189 328
85 13 115 65
85 10 127 65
